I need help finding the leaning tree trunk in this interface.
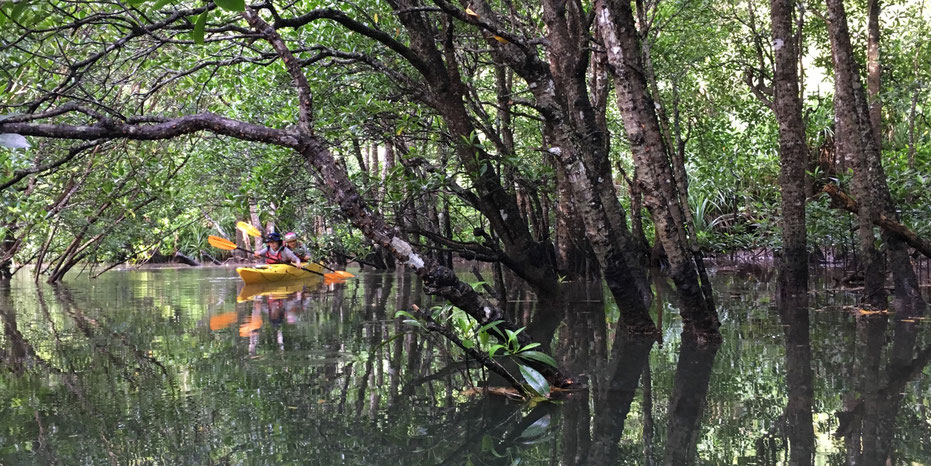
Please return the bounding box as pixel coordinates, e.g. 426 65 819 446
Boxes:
595 0 720 338
385 3 560 294
826 0 925 315
770 0 810 293
449 0 656 330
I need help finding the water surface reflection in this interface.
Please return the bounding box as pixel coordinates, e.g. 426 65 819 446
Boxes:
0 267 929 464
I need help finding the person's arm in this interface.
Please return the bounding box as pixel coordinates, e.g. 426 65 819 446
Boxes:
254 246 268 258
284 248 301 266
298 247 311 262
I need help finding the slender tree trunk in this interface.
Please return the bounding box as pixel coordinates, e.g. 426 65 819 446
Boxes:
386 5 559 293
771 0 810 293
0 228 18 279
554 156 591 280
473 0 655 329
596 0 720 338
827 0 887 308
867 0 882 148
907 43 922 168
826 0 925 315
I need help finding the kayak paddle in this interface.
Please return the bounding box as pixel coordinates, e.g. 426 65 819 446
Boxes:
208 235 345 281
235 221 355 278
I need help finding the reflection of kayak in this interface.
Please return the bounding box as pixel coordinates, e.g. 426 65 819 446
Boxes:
237 280 321 302
236 263 325 284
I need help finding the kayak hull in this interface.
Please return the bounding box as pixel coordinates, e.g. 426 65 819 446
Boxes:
236 263 325 284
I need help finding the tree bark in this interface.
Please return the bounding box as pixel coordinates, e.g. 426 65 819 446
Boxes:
867 0 882 148
596 0 720 338
442 0 656 330
554 161 593 280
770 0 810 293
825 0 925 315
384 2 559 294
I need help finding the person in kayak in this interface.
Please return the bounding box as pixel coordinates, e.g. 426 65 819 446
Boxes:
254 232 302 266
283 231 312 262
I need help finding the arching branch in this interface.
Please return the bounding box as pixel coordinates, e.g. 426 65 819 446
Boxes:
0 112 301 148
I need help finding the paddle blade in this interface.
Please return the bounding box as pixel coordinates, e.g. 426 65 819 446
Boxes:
334 270 355 278
323 275 349 285
237 221 263 238
209 311 238 331
208 235 237 250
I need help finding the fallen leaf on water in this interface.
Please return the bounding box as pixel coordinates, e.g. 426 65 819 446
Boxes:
492 35 509 43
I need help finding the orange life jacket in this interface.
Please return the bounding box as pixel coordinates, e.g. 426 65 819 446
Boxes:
264 246 284 264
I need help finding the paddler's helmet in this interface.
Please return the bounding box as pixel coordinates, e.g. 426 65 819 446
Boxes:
283 232 298 242
267 232 282 243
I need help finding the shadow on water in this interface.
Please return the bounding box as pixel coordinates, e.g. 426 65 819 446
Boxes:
1 267 930 464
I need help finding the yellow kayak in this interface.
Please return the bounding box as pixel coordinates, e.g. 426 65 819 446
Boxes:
235 263 325 284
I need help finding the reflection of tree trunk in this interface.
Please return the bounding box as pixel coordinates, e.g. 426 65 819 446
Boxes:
642 358 655 466
776 286 814 465
555 282 604 464
436 398 527 464
1 282 30 374
356 273 389 416
586 335 655 464
389 271 411 404
837 310 931 464
840 315 886 462
337 362 354 414
662 332 720 466
863 318 927 464
525 283 580 355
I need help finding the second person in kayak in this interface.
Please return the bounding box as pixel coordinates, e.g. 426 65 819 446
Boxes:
254 232 302 266
283 232 312 262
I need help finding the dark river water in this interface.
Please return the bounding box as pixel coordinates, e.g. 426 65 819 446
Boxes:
1 265 929 464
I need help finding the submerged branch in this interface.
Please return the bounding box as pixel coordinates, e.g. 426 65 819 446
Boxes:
413 308 529 397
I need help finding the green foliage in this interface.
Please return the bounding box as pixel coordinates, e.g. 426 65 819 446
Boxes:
396 304 558 399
